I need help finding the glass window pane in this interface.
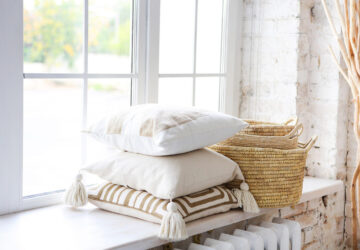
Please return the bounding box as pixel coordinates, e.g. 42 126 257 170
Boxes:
158 78 193 106
23 0 83 73
23 79 82 196
159 0 195 74
88 0 133 73
195 77 220 111
87 79 131 125
196 0 223 73
86 79 131 163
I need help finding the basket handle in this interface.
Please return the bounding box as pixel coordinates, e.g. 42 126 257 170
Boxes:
283 117 298 126
287 123 304 139
299 136 318 152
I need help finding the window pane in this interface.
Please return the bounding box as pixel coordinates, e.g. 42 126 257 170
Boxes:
158 78 193 106
87 79 131 125
86 79 131 163
23 79 82 196
195 77 220 111
23 0 83 73
196 0 223 73
159 0 195 73
88 0 133 73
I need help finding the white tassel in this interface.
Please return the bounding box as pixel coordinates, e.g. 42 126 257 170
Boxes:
233 182 259 213
158 201 188 241
64 174 88 208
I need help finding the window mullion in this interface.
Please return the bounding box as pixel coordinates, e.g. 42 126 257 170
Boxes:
81 0 89 164
192 0 199 107
146 0 160 103
221 0 242 116
132 0 147 105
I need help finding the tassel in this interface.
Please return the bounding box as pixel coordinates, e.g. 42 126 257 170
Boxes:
64 173 88 208
233 182 260 213
158 201 188 241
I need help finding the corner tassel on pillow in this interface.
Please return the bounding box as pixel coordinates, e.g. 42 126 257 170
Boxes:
64 173 88 208
233 182 259 213
158 201 188 241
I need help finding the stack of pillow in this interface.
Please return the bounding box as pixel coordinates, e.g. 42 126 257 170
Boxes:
65 104 259 241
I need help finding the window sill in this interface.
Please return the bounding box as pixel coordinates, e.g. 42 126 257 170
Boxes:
0 177 343 250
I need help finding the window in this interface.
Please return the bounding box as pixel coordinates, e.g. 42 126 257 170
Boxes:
158 0 225 111
23 0 135 196
0 0 241 214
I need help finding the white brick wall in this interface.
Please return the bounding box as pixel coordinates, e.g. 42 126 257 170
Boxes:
239 0 351 248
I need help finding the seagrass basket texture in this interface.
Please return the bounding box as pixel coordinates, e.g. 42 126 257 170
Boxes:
210 136 317 208
241 118 298 136
219 122 303 150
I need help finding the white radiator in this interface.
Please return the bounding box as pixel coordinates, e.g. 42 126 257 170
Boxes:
179 218 301 250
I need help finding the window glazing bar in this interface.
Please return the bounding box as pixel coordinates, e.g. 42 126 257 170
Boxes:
159 73 225 78
23 73 136 79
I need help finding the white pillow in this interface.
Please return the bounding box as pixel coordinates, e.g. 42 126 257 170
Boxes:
82 148 243 200
84 104 248 156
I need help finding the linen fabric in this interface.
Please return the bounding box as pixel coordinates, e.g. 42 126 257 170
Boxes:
84 104 248 156
82 148 243 200
88 182 238 224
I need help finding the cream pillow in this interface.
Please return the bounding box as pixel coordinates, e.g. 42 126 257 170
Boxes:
84 104 248 156
82 148 243 200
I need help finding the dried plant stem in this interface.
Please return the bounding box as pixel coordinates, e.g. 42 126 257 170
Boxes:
322 0 360 249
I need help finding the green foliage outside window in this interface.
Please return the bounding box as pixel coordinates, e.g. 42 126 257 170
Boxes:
24 0 131 70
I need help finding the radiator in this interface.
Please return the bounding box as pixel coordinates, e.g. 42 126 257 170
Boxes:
177 218 301 250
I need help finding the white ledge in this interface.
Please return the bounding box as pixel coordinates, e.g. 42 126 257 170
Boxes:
0 177 343 250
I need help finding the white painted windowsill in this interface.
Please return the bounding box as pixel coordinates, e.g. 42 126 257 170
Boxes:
0 177 343 250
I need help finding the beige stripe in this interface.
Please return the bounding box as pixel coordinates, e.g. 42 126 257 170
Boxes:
89 197 163 219
223 187 236 203
97 183 112 199
104 184 117 201
123 189 136 206
187 188 214 198
113 187 126 203
182 187 225 208
109 185 122 202
183 201 235 219
128 190 142 207
100 184 115 200
116 187 128 204
175 187 224 215
145 196 157 212
132 191 144 207
134 192 148 209
139 193 152 210
150 199 163 213
174 199 188 217
151 200 168 218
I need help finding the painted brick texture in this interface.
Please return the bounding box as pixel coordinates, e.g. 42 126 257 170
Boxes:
239 0 349 249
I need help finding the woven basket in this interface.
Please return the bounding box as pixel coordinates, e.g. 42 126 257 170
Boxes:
209 136 317 208
219 123 303 150
242 118 298 136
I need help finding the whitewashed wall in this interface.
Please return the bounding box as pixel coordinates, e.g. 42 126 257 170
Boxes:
239 0 351 248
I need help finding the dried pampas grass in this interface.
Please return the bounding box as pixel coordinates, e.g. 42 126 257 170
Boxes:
322 0 360 249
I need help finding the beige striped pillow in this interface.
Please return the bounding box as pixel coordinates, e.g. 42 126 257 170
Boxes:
88 182 238 224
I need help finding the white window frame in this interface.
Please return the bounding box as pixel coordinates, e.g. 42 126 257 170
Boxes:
0 0 242 215
147 0 241 115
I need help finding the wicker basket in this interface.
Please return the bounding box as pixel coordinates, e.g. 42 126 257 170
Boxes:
209 136 317 208
242 118 298 136
219 123 303 150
